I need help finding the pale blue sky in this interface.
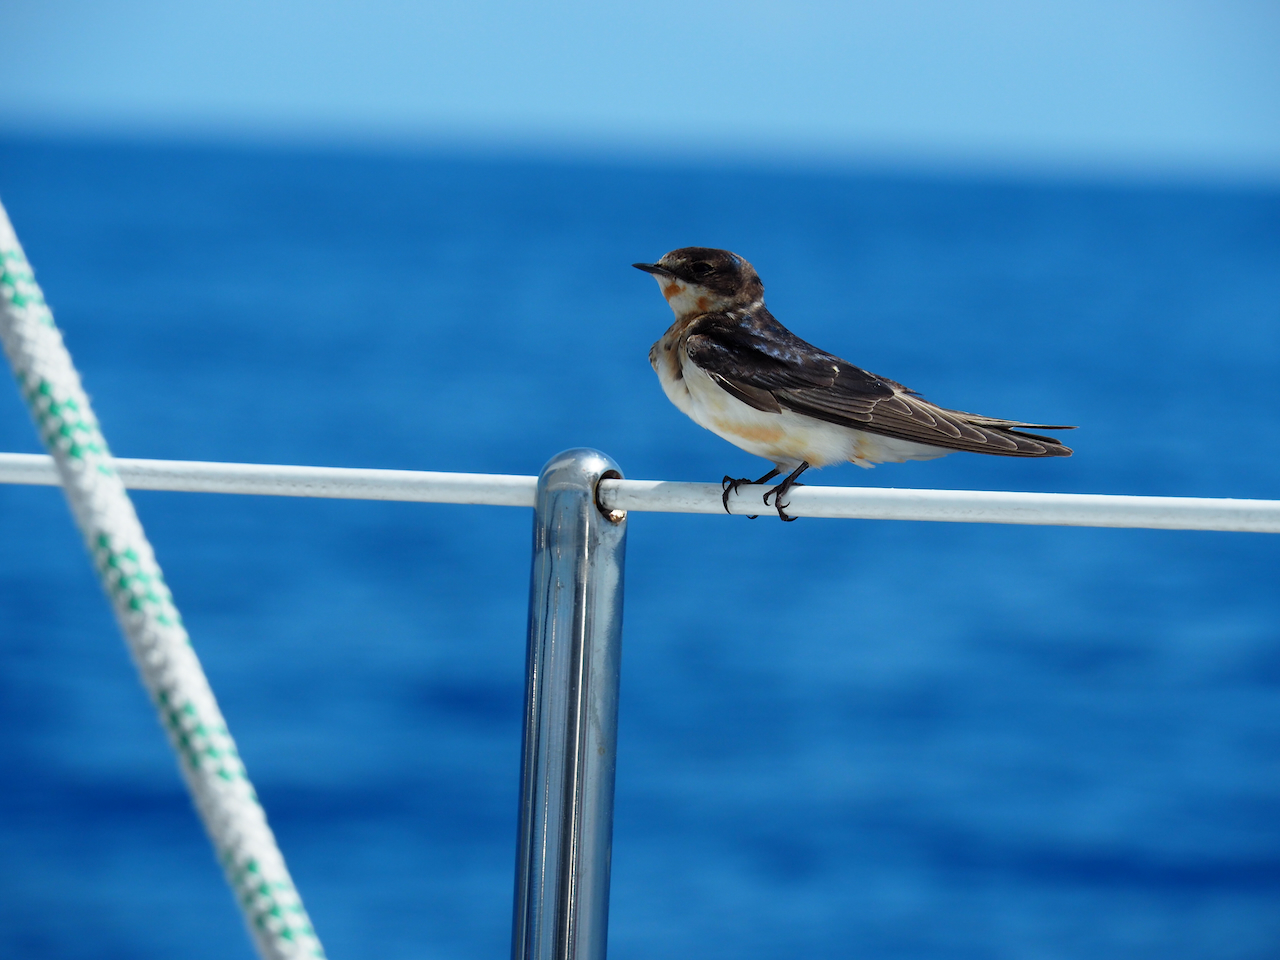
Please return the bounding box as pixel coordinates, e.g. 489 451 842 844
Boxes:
3 0 1278 179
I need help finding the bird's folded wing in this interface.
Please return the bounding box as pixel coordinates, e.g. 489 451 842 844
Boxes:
685 320 1073 457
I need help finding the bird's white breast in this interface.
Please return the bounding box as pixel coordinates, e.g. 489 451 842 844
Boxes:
649 324 695 416
679 357 860 468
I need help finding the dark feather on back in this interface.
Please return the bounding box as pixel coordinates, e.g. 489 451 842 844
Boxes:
685 310 1073 457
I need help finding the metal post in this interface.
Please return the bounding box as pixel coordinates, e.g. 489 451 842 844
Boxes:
513 449 628 960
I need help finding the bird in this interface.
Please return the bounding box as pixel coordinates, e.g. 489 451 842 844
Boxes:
634 247 1074 521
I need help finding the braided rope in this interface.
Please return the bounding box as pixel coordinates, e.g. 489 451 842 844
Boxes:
0 201 325 960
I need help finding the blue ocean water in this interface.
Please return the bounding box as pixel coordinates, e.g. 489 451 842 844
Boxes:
0 135 1278 959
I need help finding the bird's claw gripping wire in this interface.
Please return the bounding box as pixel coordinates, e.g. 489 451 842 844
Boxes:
761 462 810 522
722 468 782 519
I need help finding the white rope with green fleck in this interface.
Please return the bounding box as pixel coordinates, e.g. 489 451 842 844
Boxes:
0 201 325 960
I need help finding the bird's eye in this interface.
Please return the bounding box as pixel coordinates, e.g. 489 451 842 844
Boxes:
690 261 714 279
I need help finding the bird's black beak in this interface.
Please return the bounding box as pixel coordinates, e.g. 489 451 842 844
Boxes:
632 262 671 276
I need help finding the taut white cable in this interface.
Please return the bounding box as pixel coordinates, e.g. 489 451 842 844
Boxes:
2 451 1278 533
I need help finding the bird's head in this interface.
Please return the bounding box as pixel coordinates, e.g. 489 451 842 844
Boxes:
633 247 764 318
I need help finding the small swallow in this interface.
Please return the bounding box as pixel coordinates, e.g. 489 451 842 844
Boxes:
634 247 1073 521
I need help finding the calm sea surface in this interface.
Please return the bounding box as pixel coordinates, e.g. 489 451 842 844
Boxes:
1 137 1278 959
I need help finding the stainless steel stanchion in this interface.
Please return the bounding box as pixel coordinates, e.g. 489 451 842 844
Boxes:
513 449 628 960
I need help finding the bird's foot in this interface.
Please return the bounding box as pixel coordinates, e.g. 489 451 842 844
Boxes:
761 462 811 522
721 476 749 514
722 468 782 518
761 485 799 521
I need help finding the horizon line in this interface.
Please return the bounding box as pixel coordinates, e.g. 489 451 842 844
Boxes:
3 117 1279 193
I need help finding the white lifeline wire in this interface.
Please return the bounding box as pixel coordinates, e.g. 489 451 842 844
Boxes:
0 203 324 960
1 451 1279 532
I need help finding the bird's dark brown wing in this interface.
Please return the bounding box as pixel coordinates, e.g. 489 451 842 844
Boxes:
685 312 1073 457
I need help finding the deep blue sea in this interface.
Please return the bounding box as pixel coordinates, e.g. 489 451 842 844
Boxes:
1 136 1278 959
